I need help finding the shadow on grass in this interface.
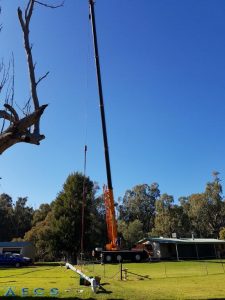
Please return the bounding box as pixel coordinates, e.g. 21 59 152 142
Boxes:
198 260 225 264
0 262 65 271
96 284 112 295
0 280 17 283
1 292 125 300
0 297 124 300
34 262 65 267
0 298 97 300
0 265 53 270
0 267 55 278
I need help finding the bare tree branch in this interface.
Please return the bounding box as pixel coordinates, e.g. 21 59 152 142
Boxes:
0 7 2 32
0 0 59 154
0 61 10 94
18 4 39 111
12 104 47 133
4 104 19 122
10 54 15 111
22 97 32 116
25 0 34 27
0 110 15 123
36 71 49 86
34 1 64 9
0 104 47 154
18 0 44 137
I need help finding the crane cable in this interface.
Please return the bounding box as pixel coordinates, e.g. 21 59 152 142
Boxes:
80 7 93 261
80 144 87 261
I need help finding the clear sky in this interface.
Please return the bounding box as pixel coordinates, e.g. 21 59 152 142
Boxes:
0 0 225 208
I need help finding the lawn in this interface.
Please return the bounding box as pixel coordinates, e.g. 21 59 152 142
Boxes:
0 260 225 299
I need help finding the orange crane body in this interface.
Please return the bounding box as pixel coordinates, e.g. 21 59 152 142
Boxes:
103 187 119 251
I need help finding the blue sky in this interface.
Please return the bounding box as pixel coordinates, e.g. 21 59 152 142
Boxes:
0 0 225 208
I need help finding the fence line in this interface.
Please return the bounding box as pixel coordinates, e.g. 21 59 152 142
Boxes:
76 259 225 281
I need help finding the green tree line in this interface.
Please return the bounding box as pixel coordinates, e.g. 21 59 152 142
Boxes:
1 172 225 261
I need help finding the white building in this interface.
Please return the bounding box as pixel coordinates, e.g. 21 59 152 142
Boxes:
137 237 225 260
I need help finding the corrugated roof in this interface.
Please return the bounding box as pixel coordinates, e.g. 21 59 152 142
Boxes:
138 237 225 244
0 242 32 247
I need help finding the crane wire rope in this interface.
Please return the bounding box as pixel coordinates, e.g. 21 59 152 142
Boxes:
80 144 87 261
80 7 93 262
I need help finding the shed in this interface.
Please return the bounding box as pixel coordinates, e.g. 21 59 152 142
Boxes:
137 237 225 260
0 242 35 260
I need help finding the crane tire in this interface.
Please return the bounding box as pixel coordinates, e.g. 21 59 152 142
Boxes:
116 255 123 262
134 254 141 262
105 255 112 262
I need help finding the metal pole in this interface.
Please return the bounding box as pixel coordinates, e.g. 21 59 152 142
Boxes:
89 0 113 190
66 263 98 293
214 244 217 258
195 243 199 259
175 243 179 261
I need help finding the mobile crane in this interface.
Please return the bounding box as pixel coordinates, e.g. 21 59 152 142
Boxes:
89 0 149 263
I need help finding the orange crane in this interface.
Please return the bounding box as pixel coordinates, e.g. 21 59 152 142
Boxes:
103 186 119 251
89 0 148 262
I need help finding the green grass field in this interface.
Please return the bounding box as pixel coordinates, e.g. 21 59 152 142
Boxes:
0 260 225 299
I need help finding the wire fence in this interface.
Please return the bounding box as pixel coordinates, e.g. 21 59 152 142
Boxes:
77 258 225 281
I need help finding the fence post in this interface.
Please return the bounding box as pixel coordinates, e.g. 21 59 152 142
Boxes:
221 260 225 274
120 262 123 280
205 262 208 276
164 262 167 278
123 268 128 280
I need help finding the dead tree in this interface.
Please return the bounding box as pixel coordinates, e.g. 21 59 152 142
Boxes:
0 0 63 154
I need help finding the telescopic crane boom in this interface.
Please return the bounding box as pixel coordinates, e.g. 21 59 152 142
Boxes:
89 0 118 251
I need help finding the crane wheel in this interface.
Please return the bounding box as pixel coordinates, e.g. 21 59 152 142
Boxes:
105 255 112 262
116 255 123 262
134 254 141 262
